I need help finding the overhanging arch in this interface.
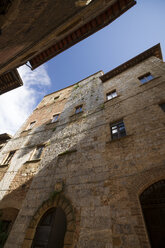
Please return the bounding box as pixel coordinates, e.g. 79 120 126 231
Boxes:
22 193 78 248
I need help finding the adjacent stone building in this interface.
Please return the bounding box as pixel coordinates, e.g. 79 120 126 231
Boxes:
0 43 165 248
0 0 136 94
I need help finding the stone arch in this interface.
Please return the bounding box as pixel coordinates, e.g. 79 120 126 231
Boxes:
125 166 165 248
32 207 67 248
139 180 165 248
22 193 79 248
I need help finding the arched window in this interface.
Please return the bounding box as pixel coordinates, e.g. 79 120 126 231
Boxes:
32 207 66 248
140 180 165 248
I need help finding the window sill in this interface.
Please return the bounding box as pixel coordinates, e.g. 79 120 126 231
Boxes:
70 111 84 117
46 121 59 126
106 134 132 144
21 129 30 133
139 76 161 86
24 159 41 164
58 149 77 157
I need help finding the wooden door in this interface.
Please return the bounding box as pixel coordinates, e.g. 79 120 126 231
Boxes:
32 207 66 248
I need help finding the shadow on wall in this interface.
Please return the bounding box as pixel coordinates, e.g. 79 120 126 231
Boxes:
0 76 107 247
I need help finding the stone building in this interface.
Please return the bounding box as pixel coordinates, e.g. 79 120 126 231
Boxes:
0 43 165 248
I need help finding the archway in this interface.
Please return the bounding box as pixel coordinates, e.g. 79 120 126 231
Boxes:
32 207 66 248
0 207 19 247
140 180 165 248
23 193 80 248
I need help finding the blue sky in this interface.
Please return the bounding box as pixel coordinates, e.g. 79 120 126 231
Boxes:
0 0 165 135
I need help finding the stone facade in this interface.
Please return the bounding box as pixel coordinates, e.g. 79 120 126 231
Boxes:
0 45 165 248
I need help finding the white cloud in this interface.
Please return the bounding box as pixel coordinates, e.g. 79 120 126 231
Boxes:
0 65 51 135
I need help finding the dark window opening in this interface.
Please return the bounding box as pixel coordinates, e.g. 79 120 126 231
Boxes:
32 207 67 248
32 146 45 160
106 90 117 100
54 96 59 101
138 73 154 84
110 121 126 140
159 103 165 112
51 114 59 123
3 151 15 165
28 121 36 129
140 180 165 248
75 105 83 114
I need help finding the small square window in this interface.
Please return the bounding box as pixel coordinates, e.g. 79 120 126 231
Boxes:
51 114 59 123
75 105 83 114
28 121 36 129
3 151 15 165
138 73 154 84
54 96 59 101
159 103 165 112
110 121 126 140
32 145 45 160
106 90 117 101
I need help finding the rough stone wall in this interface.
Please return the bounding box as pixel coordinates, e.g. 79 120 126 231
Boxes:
0 57 164 248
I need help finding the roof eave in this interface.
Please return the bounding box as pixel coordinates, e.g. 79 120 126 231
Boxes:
100 43 162 82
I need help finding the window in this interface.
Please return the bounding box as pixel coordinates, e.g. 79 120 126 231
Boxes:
110 121 126 140
3 151 15 165
75 105 83 114
106 90 117 101
51 114 59 123
159 103 165 112
32 145 45 160
54 96 59 101
28 121 36 129
138 73 154 84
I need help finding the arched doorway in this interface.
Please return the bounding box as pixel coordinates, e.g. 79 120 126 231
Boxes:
32 207 67 248
140 180 165 248
0 207 19 248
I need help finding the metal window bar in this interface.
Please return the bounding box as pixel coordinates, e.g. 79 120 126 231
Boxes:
111 121 126 140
